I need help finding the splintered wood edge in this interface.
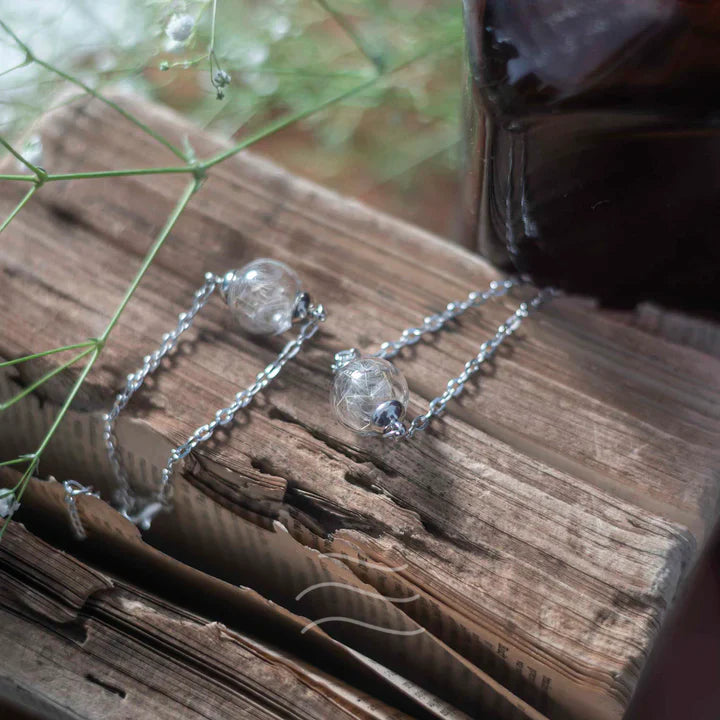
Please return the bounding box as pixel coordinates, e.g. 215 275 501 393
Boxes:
0 93 717 719
0 522 417 720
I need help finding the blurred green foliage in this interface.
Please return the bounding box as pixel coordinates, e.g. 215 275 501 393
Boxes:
0 0 464 229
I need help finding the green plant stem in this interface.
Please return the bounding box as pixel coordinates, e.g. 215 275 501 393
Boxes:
0 55 31 79
47 167 195 181
202 76 379 168
209 0 218 55
0 468 32 540
163 55 208 71
0 347 94 411
0 136 44 177
35 58 190 163
0 184 37 235
0 180 197 531
0 457 30 468
0 454 37 516
0 341 97 368
0 21 462 541
0 19 190 164
0 346 95 539
250 67 371 79
0 462 34 500
99 178 199 343
201 39 456 169
33 349 98 458
314 0 384 72
0 167 195 184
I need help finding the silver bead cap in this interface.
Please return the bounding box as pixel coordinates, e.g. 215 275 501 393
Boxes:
219 269 238 303
292 291 311 322
332 348 360 373
372 399 405 429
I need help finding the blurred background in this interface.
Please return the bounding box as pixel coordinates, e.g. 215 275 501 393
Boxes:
0 0 463 237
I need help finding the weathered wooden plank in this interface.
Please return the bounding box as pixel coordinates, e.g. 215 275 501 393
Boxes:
0 523 415 720
0 95 718 719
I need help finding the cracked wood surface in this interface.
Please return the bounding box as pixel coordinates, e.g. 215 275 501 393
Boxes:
1 95 719 719
0 522 415 720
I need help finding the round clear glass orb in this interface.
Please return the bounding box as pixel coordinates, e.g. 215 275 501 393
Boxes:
332 356 409 435
225 258 301 335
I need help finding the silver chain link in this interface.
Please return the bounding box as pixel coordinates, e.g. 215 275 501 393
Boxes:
383 284 558 439
375 277 520 361
104 271 325 529
62 479 100 540
332 277 556 440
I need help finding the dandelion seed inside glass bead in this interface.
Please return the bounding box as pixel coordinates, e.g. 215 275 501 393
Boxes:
332 356 409 435
225 259 301 335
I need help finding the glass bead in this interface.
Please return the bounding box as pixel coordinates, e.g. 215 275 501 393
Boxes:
225 258 301 335
332 356 409 435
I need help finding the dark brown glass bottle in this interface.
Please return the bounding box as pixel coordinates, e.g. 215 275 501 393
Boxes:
462 0 720 314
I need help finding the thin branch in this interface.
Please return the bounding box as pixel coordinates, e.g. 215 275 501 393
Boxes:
201 76 378 168
35 57 191 163
248 67 370 79
0 19 190 164
0 341 97 368
46 166 195 181
0 54 31 79
0 23 462 542
0 456 38 541
0 460 35 497
0 457 31 468
183 65 370 79
209 0 218 56
1 167 196 183
34 348 98 457
0 184 37 235
0 347 94 411
0 20 31 58
314 0 384 72
99 178 199 342
200 39 457 169
0 136 44 178
161 54 208 71
372 137 460 188
1 346 97 538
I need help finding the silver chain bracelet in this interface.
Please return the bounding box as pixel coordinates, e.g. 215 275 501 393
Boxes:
104 259 325 530
89 261 549 537
331 278 557 439
62 479 100 541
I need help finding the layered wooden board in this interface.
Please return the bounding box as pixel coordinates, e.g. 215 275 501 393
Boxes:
0 522 417 720
1 95 719 719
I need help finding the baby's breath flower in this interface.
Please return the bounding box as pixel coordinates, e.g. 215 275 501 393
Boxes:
214 69 231 87
0 491 20 519
165 13 194 43
213 69 231 100
269 16 291 41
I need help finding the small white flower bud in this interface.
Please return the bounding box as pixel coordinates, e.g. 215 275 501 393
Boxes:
0 491 20 519
214 69 231 87
165 13 194 43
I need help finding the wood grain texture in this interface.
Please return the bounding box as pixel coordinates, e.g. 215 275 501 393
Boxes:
1 95 719 719
0 523 414 720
